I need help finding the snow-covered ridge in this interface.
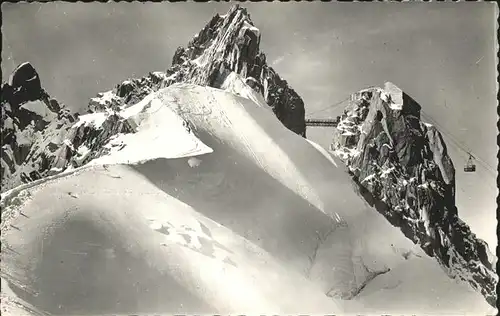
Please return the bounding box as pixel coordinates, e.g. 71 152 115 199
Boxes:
1 5 496 315
1 79 495 315
75 89 213 166
1 5 307 193
165 4 307 136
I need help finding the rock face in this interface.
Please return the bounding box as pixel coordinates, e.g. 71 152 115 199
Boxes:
0 5 306 193
0 5 496 312
91 4 306 136
1 62 78 191
330 82 497 306
164 5 306 136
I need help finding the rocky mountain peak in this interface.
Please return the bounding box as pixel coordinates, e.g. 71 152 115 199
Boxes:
331 82 497 306
3 62 46 109
0 5 496 311
1 62 73 120
1 62 78 191
164 4 306 135
87 5 306 136
180 4 261 76
1 5 307 192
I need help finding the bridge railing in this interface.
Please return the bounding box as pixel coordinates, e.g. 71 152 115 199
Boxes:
305 118 339 127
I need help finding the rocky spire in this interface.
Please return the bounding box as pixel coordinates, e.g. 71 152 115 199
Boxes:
106 4 306 136
1 5 308 192
331 82 497 306
1 62 78 191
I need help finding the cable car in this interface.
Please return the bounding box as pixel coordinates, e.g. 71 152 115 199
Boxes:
464 153 476 173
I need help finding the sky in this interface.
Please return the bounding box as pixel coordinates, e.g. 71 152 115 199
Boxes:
1 2 498 247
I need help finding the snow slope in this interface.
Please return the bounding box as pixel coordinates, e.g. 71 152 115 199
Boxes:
1 84 495 315
20 101 57 122
1 164 342 315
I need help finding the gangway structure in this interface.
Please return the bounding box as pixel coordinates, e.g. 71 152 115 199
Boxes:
305 118 339 127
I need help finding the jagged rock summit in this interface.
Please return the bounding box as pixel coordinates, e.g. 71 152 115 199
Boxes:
166 4 306 136
0 5 306 193
0 5 496 310
331 82 497 306
1 62 78 191
89 4 306 136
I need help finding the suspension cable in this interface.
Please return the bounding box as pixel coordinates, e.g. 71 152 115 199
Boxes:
420 110 496 177
306 96 351 117
307 92 496 178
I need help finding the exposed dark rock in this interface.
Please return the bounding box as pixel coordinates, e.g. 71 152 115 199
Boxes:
1 63 79 191
331 82 497 307
2 62 44 111
109 4 306 136
0 5 496 311
1 6 308 192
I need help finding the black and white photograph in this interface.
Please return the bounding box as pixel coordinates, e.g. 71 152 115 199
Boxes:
0 1 498 315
